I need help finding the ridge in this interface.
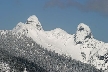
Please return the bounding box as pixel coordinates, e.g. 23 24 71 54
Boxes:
11 15 108 70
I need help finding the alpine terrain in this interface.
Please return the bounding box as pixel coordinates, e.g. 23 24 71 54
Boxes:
13 15 108 70
0 15 107 72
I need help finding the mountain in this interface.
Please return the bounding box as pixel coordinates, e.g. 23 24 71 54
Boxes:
12 15 108 70
0 30 101 72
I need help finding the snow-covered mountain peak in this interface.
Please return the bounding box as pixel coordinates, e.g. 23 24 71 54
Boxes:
12 15 108 70
77 23 91 32
26 15 38 24
13 15 43 34
51 28 68 35
26 15 43 30
13 22 24 32
74 23 93 44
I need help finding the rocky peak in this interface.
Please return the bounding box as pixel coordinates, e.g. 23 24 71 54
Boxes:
74 23 93 44
26 15 43 30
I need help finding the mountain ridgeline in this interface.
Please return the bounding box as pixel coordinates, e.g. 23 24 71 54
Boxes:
0 15 108 72
0 30 102 72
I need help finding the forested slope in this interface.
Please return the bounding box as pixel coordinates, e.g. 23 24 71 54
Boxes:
0 31 103 72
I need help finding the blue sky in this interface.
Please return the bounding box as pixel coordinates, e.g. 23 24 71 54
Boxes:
0 0 108 42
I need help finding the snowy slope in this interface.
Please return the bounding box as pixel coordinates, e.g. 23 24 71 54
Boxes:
12 15 108 70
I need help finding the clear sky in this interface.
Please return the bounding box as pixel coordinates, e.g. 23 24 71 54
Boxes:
0 0 108 42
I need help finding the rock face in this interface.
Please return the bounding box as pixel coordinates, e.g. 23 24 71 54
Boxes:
26 15 43 30
74 23 108 70
74 23 93 44
12 15 108 70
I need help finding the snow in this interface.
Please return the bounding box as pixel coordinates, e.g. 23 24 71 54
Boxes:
12 15 108 70
75 23 93 44
26 15 43 30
